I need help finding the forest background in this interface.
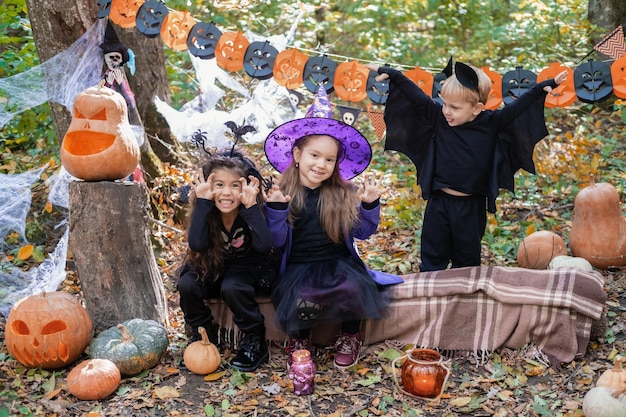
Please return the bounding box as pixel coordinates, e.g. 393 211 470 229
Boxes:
1 0 625 416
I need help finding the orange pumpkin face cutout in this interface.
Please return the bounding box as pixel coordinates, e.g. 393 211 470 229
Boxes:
5 291 93 369
611 54 626 98
404 66 434 96
481 66 502 110
109 0 145 29
538 62 576 108
215 31 249 72
273 48 308 89
161 10 196 51
334 60 369 102
61 86 140 181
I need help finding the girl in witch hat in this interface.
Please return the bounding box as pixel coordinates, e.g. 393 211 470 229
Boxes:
263 86 402 370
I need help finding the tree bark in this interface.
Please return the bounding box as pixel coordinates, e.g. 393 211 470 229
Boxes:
587 0 626 38
69 181 168 331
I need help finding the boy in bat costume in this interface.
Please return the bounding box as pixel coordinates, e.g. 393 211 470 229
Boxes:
367 61 567 272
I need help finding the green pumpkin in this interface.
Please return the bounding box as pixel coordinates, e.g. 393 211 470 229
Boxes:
89 318 169 376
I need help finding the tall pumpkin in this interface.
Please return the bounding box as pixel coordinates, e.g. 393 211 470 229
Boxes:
569 175 626 269
61 85 140 182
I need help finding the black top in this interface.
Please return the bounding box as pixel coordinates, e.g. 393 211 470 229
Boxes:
378 66 557 212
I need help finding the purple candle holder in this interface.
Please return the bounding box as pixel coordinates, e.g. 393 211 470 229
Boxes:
289 349 316 395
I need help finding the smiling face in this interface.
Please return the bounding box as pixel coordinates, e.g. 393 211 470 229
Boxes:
210 168 244 215
440 94 483 127
292 135 340 189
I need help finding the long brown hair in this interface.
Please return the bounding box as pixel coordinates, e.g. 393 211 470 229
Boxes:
278 135 360 243
182 154 264 282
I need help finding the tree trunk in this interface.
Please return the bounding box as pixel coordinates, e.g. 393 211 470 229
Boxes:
69 181 168 331
587 0 626 38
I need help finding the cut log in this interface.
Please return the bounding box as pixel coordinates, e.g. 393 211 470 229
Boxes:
69 181 167 331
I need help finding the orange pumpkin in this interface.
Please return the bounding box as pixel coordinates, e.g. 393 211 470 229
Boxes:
569 175 626 269
61 85 140 181
273 48 308 89
404 66 434 96
109 0 145 28
516 230 568 269
538 63 576 108
67 358 121 400
160 10 196 51
215 31 249 72
183 327 221 375
481 66 503 110
334 60 369 102
5 291 93 369
610 54 626 98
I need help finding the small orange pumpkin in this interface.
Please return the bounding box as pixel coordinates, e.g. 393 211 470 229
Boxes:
67 358 121 400
538 63 576 108
5 291 93 369
334 60 369 102
183 327 221 375
516 230 567 269
61 85 140 181
215 31 249 72
160 10 196 51
404 66 434 96
109 0 145 29
273 48 308 89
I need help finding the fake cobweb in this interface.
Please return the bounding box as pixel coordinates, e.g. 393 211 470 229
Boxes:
0 19 106 128
0 167 73 318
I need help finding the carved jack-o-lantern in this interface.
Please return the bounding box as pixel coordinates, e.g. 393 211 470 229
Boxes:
160 10 196 51
367 64 389 104
135 0 168 38
5 291 93 369
334 60 369 102
502 66 537 104
96 0 112 19
574 59 613 103
215 31 249 72
109 0 145 28
611 54 626 98
61 85 140 181
187 21 222 59
303 55 337 94
481 66 503 110
273 48 308 89
538 62 576 108
243 41 279 80
404 66 434 97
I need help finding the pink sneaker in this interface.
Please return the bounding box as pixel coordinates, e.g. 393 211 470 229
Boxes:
287 335 312 368
334 332 362 369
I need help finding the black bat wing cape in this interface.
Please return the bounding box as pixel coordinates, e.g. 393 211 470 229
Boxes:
382 85 549 213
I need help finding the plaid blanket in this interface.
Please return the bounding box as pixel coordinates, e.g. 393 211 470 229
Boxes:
364 266 607 363
206 266 606 364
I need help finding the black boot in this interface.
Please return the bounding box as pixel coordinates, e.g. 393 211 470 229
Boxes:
230 332 268 372
189 323 219 346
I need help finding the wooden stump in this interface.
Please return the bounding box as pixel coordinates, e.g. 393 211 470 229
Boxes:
69 181 168 331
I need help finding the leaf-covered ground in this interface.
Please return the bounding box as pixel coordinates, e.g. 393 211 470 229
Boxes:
1 105 626 416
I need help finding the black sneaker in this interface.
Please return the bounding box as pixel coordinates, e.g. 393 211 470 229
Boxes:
230 333 269 372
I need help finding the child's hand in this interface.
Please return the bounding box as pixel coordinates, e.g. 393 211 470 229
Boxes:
264 184 292 203
544 70 568 93
240 175 260 208
192 168 215 200
357 172 389 204
365 63 389 82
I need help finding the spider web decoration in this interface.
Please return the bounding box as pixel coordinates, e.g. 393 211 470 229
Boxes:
0 19 106 128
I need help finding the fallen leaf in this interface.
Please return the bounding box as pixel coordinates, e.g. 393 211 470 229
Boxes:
152 385 180 400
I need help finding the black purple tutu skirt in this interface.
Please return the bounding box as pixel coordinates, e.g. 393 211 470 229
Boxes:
272 256 391 335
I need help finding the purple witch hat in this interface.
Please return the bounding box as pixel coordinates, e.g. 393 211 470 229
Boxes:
264 86 372 180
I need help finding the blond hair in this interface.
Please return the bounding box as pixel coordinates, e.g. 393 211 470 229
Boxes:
278 135 360 243
441 65 491 105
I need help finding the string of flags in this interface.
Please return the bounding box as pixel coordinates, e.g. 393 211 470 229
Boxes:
96 0 626 140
